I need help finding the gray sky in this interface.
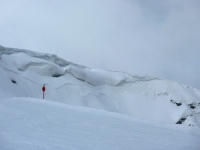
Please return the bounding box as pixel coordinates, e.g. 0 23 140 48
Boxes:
0 0 200 89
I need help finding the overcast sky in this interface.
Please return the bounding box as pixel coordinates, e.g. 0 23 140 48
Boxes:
0 0 200 89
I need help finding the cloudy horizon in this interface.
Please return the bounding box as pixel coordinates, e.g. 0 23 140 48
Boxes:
0 0 200 89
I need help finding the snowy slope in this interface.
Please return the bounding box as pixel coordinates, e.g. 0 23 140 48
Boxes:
0 45 200 127
1 97 200 150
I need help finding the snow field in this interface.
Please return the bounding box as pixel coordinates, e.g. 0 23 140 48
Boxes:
0 97 200 150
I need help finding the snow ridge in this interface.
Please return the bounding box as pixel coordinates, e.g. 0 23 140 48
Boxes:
0 45 200 127
0 45 85 68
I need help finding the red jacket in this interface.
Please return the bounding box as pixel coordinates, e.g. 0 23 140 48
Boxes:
42 86 45 92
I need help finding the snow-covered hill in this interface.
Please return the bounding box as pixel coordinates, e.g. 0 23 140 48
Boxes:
1 97 200 150
0 45 200 127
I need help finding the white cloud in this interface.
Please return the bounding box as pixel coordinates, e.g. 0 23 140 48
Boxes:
0 0 200 89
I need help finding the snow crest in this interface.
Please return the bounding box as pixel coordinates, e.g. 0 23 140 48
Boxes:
0 45 200 127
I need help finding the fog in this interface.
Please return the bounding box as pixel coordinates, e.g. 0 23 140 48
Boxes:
0 0 200 89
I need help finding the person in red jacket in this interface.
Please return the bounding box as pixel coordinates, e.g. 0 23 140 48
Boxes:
42 84 45 99
42 85 46 92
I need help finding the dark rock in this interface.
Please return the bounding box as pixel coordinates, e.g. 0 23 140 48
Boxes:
171 100 182 106
176 118 186 124
52 74 61 77
188 103 196 109
11 80 17 84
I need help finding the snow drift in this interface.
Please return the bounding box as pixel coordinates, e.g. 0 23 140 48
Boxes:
0 45 200 126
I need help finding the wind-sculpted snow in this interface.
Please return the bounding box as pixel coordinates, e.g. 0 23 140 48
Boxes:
0 46 157 86
0 45 200 127
0 45 84 68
